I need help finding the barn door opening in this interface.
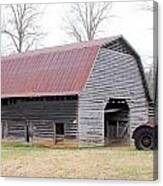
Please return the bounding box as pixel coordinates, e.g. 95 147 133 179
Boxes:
55 123 64 141
104 98 130 145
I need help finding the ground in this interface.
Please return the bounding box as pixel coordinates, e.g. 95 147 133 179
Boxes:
1 143 156 180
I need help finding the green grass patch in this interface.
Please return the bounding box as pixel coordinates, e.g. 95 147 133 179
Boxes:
1 142 49 160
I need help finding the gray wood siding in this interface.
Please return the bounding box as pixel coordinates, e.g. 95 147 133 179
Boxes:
79 48 149 146
2 99 78 139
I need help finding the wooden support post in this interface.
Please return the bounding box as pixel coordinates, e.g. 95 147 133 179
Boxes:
29 121 34 145
1 121 4 139
53 121 56 145
107 121 109 138
4 121 8 138
25 121 30 143
106 120 109 145
117 121 119 138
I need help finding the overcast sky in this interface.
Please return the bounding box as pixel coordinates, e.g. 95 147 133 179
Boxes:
1 0 154 70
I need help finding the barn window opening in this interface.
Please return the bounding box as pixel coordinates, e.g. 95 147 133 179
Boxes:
2 99 8 105
2 98 17 105
56 123 64 135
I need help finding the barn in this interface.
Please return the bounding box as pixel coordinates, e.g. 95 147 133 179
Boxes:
1 35 151 147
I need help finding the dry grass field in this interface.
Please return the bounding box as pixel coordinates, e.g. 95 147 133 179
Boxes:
1 143 156 180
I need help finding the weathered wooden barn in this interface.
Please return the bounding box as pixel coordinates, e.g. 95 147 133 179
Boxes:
1 35 151 147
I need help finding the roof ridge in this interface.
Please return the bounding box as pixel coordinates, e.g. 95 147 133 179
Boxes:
1 35 122 60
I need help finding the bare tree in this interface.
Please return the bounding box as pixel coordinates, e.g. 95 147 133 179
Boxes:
140 2 157 101
64 2 112 42
2 4 45 53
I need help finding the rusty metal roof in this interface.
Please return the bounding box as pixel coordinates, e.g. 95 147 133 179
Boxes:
1 36 121 98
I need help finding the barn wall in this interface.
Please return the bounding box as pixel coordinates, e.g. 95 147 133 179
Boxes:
78 48 149 147
1 98 78 140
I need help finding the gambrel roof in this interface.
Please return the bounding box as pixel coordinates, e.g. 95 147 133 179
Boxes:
1 35 150 100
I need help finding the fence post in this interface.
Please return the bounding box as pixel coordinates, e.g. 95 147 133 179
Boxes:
53 121 56 145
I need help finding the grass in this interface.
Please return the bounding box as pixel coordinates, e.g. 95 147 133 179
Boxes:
1 142 156 180
1 143 49 160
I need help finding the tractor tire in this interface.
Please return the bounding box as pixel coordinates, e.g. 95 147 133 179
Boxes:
134 127 154 150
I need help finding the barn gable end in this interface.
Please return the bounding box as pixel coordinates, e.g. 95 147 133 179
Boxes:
78 47 149 147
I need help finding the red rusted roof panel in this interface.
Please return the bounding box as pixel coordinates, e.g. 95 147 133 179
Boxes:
1 36 121 98
2 46 99 98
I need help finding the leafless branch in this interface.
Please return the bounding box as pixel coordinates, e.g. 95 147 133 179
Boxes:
2 4 45 54
64 2 112 42
2 30 19 52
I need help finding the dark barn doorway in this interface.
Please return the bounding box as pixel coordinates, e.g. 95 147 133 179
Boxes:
55 123 65 142
104 98 130 145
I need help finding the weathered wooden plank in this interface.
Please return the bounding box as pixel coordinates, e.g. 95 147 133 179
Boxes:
1 98 79 140
79 47 149 146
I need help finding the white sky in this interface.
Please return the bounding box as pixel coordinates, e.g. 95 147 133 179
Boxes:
1 0 154 69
